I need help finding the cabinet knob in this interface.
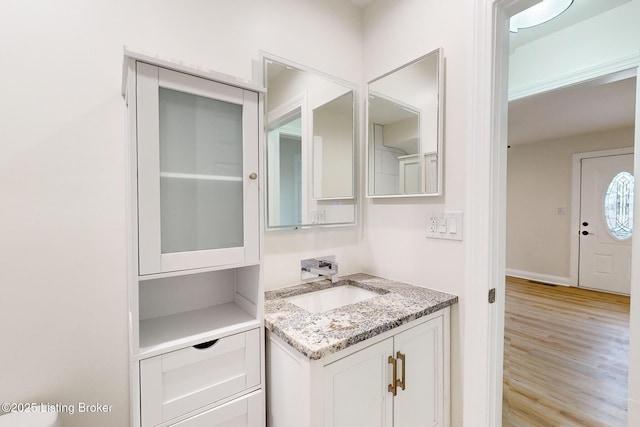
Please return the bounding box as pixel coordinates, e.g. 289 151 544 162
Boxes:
249 172 257 180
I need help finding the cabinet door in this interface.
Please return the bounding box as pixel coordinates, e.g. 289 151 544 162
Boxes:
393 317 443 427
136 62 259 275
322 339 393 427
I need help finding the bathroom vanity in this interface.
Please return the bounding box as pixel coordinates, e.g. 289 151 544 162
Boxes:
264 273 457 427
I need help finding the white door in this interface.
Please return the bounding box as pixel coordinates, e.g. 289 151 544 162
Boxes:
579 153 634 294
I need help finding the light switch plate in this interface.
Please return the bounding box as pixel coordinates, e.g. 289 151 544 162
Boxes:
426 211 463 240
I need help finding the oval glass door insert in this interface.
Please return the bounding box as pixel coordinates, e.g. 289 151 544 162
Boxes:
604 171 634 240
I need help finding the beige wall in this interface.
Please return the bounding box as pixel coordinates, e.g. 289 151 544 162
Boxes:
506 127 634 280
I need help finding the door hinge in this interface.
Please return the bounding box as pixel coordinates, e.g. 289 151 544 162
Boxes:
488 288 496 304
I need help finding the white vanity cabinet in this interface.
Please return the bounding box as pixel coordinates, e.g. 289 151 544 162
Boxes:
122 50 265 427
267 309 449 427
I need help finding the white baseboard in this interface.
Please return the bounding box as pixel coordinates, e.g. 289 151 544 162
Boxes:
505 269 573 287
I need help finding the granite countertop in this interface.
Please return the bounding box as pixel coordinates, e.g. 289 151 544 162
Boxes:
264 273 458 360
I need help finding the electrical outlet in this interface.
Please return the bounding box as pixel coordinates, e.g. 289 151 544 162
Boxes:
426 211 463 240
428 215 438 234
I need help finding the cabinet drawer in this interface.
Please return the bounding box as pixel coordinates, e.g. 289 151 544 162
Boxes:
141 329 261 427
172 391 263 427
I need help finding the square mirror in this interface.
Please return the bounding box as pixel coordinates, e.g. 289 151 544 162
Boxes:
262 54 358 230
367 48 443 197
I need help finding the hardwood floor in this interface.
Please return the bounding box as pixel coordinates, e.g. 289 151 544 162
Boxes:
502 277 630 427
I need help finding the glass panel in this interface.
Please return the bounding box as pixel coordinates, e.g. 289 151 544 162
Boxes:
604 171 634 240
159 88 243 253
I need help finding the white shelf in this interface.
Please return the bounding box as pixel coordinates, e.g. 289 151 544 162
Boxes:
138 302 259 359
160 172 242 182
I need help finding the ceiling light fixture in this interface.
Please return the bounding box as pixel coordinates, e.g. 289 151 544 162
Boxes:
510 0 574 33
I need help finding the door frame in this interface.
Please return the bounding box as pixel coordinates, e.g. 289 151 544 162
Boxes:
266 93 308 228
469 0 640 425
571 147 634 287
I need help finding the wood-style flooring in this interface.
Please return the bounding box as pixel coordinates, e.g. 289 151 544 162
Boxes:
502 277 630 427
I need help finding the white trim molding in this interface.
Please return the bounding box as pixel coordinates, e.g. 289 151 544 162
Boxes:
628 59 640 427
509 51 640 101
464 0 527 425
506 269 571 286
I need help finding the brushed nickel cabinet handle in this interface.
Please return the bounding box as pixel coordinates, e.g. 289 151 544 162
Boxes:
249 172 257 180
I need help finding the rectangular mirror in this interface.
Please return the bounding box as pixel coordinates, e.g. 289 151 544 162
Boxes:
262 53 357 230
367 48 443 197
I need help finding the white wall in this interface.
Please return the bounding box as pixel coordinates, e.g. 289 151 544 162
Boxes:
314 106 354 198
506 127 634 281
362 0 471 425
509 0 640 91
0 1 362 425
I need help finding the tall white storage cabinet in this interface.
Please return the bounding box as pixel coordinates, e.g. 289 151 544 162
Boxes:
122 50 265 427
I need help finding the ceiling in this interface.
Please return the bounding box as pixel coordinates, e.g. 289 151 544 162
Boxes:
508 74 636 145
508 0 636 145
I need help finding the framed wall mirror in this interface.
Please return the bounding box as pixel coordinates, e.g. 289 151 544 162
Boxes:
367 48 443 197
262 53 357 230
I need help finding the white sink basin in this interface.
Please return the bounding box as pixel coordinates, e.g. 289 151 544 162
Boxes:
286 285 380 314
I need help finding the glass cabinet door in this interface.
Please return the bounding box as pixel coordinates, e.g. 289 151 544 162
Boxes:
136 63 259 275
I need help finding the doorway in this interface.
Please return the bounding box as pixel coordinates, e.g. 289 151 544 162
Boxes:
467 0 640 425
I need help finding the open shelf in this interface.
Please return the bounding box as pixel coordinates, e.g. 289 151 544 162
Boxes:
136 266 261 359
138 303 259 358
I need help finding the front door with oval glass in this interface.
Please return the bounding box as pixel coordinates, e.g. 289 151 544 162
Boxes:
579 153 633 294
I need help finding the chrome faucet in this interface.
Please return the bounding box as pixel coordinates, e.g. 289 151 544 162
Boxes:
301 256 339 283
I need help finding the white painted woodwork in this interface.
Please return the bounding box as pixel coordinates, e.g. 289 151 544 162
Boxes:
136 62 259 275
171 391 264 427
579 153 633 294
393 317 443 427
124 53 264 427
266 309 449 427
398 154 420 194
140 329 261 427
137 266 261 358
322 339 394 427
